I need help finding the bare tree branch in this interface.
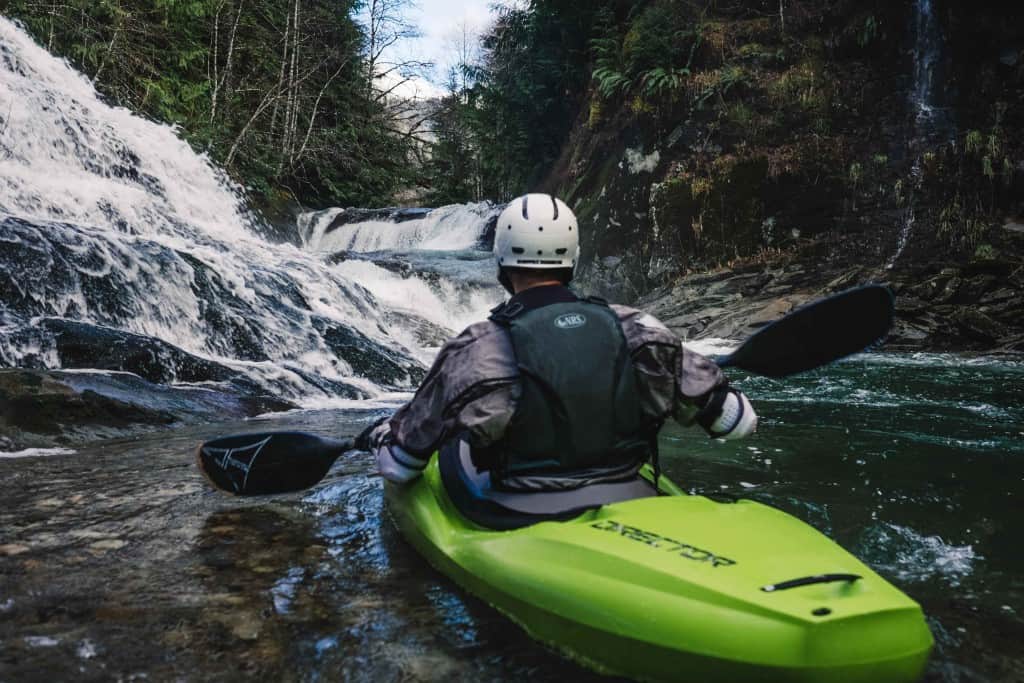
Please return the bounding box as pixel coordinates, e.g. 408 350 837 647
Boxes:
211 0 244 123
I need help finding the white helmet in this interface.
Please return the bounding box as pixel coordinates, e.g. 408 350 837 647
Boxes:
494 194 579 272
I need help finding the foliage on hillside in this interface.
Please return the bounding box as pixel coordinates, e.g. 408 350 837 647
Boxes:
423 1 601 205
7 0 1023 280
427 0 1024 297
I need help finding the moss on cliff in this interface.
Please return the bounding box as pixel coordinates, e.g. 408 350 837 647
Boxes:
546 0 1023 301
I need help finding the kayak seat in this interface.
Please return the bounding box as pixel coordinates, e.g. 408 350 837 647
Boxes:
438 438 657 531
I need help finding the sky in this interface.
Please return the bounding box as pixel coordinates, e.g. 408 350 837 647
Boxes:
374 0 498 100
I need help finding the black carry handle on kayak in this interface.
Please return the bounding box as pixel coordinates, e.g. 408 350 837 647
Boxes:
196 284 895 497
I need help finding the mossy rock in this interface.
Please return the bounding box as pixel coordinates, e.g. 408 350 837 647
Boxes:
650 156 769 268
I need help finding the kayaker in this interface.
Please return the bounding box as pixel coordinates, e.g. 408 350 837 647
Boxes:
357 194 756 527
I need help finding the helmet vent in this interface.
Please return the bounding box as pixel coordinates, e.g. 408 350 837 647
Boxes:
521 196 529 220
538 226 543 231
569 225 574 231
537 250 542 255
512 247 525 254
507 224 512 230
555 248 567 255
550 195 559 219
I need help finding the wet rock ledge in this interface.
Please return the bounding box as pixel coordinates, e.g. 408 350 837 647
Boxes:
0 369 294 452
639 257 1024 354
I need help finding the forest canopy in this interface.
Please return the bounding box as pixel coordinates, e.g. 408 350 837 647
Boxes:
4 0 616 210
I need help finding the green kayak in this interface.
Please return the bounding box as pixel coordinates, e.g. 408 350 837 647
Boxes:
385 456 933 682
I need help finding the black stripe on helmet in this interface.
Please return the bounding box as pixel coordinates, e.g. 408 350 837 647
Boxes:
521 196 529 220
550 195 559 220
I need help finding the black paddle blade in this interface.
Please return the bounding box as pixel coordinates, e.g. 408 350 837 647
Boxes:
717 285 895 378
195 431 353 496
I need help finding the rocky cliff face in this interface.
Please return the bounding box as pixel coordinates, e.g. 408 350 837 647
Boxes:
544 0 1024 349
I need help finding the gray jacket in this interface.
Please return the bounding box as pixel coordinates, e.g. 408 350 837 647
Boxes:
384 304 725 463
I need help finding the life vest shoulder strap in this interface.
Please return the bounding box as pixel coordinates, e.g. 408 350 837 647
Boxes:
488 300 525 326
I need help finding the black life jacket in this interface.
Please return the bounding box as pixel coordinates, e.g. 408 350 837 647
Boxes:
487 295 651 485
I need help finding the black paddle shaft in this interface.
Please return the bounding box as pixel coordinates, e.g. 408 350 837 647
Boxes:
714 285 895 378
196 431 353 495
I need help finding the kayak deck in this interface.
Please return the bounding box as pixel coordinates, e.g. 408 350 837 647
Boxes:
385 457 933 682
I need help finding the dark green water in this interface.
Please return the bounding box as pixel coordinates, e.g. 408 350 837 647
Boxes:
666 352 1024 682
1 352 1021 681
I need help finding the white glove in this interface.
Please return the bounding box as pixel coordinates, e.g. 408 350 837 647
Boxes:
375 442 429 484
708 390 757 440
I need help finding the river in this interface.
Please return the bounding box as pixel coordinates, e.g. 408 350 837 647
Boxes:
1 14 1022 683
2 355 1022 681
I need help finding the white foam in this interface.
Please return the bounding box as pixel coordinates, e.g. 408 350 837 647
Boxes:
328 258 500 339
0 18 500 403
0 18 255 244
24 636 60 647
0 448 77 459
77 639 97 660
682 337 738 357
861 523 979 587
252 392 413 417
302 203 499 253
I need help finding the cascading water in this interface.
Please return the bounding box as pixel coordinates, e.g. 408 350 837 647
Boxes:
908 0 958 148
297 204 505 363
0 17 502 405
299 203 496 253
889 0 955 269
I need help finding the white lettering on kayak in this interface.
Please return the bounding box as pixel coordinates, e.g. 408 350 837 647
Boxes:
590 520 737 568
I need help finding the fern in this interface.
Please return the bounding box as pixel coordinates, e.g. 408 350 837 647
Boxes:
590 9 632 100
641 67 689 98
594 66 631 98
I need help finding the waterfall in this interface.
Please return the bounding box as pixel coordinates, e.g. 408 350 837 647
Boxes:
0 17 501 405
911 0 941 123
889 0 954 269
299 203 499 253
297 204 505 358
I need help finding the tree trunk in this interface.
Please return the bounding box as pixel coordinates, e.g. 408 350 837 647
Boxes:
270 9 291 143
92 2 124 85
211 0 243 123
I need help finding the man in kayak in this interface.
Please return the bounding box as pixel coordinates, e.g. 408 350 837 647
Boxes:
357 194 756 527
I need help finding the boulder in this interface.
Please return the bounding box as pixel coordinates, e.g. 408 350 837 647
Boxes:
951 308 1008 343
0 369 296 450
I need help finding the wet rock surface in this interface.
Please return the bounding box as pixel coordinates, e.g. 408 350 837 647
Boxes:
638 250 1024 354
0 369 296 451
0 212 427 404
323 207 434 233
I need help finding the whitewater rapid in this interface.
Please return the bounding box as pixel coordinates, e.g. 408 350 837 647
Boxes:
0 16 503 404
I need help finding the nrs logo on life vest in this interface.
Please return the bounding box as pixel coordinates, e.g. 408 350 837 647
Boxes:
554 312 587 329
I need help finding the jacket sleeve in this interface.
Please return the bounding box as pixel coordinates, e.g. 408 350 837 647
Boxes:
387 320 520 458
612 305 727 427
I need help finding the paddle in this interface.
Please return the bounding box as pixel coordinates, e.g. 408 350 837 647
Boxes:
196 284 895 496
196 431 354 496
711 284 894 378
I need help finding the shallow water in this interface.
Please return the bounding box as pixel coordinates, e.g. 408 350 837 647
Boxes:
1 352 1022 682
